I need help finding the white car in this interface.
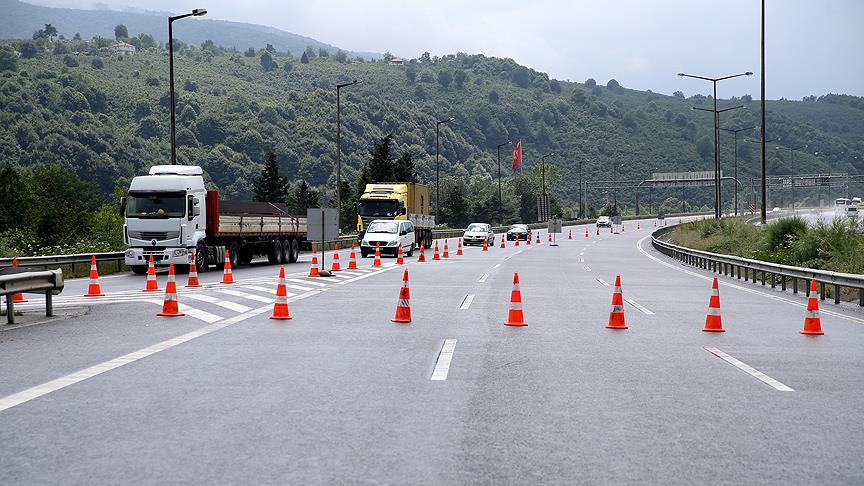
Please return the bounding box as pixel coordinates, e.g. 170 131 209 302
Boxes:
360 220 416 258
463 222 495 246
596 216 612 228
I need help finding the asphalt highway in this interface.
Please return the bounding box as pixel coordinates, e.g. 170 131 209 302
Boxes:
2 217 864 485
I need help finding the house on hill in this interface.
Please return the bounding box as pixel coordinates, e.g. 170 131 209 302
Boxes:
388 57 405 66
112 41 136 55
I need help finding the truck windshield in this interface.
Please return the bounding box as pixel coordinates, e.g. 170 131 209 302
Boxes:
359 200 399 218
367 222 399 234
126 192 186 218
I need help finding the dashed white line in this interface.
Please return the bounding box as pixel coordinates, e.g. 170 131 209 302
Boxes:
286 278 328 287
596 277 609 286
431 339 457 381
459 294 475 310
492 263 501 269
625 298 654 315
285 284 315 292
705 346 794 391
585 266 592 272
242 285 276 294
580 258 585 263
478 274 489 283
217 289 274 303
185 293 251 313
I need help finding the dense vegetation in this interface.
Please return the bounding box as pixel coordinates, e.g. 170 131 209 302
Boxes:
1 21 864 255
671 216 864 276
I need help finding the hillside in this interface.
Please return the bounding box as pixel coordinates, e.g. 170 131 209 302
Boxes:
0 0 380 59
1 34 863 223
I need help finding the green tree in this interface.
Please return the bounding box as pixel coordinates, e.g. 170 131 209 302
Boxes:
114 24 128 39
437 70 452 89
367 133 395 181
27 164 102 247
334 50 348 63
63 55 79 67
696 136 713 159
286 180 320 212
43 24 57 40
585 78 597 88
445 182 470 228
318 48 329 58
18 42 38 58
300 51 309 64
607 79 621 91
0 162 28 232
405 65 417 83
73 32 82 40
488 90 499 103
304 46 317 59
0 48 17 71
244 47 256 57
253 152 287 202
392 151 418 182
260 51 275 71
453 69 467 89
91 57 104 69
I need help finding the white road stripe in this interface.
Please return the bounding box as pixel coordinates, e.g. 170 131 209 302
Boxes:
580 258 585 263
625 298 655 315
217 289 274 303
286 278 328 287
585 266 592 272
242 285 276 294
176 303 223 323
492 263 501 269
596 277 609 286
460 294 475 310
185 294 251 313
285 284 315 292
478 274 489 283
431 339 457 381
705 346 794 392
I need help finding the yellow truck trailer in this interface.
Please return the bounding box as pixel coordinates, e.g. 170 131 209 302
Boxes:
356 182 434 248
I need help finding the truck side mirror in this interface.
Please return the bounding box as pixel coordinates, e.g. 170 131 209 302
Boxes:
401 207 407 215
119 196 126 216
192 206 201 216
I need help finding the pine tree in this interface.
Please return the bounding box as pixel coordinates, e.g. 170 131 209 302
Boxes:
300 51 309 64
392 151 417 182
368 133 395 181
286 180 320 212
445 183 470 228
252 152 287 202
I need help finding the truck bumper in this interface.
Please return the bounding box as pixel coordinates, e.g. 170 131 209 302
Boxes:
125 248 192 267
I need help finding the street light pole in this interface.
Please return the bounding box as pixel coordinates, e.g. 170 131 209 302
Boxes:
540 153 554 221
761 0 767 224
435 117 454 224
336 79 360 229
168 8 207 165
678 71 753 218
777 145 805 214
497 141 511 224
721 126 757 216
579 160 585 218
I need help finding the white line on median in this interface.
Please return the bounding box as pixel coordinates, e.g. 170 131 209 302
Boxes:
492 263 501 269
431 339 457 381
478 274 488 283
625 298 655 315
460 294 475 310
705 346 794 391
596 277 609 286
585 266 592 272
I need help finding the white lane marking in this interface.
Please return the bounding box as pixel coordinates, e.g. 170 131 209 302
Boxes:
335 263 401 285
217 289 274 303
625 298 655 315
141 298 224 324
185 294 251 313
705 346 794 392
328 273 355 279
460 294 475 310
636 235 864 325
285 284 315 292
585 266 592 272
478 274 489 283
596 277 609 286
431 339 457 381
492 263 501 269
242 285 276 294
579 252 585 256
287 278 328 287
580 258 585 263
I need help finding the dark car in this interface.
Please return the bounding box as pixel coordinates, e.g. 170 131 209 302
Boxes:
506 224 531 241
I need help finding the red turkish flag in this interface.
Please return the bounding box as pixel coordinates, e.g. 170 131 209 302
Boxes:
512 140 522 171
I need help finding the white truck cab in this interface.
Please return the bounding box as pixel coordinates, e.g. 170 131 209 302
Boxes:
360 219 416 258
123 165 206 274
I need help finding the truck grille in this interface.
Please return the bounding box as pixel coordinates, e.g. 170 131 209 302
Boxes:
129 231 180 240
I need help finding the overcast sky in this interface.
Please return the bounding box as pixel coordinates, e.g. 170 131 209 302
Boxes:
36 0 864 99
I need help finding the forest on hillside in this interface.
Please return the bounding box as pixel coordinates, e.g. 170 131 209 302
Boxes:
1 26 863 255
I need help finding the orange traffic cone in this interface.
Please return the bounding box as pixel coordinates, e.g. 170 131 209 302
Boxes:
348 243 358 270
637 222 641 230
186 252 201 288
504 272 527 326
514 237 520 247
500 238 506 248
396 243 404 265
606 275 627 329
331 244 342 272
801 279 824 335
157 263 184 317
569 229 573 240
270 266 292 320
418 245 426 262
391 269 412 323
83 255 105 297
443 240 450 258
610 226 613 234
433 241 441 260
537 233 542 244
585 228 589 238
654 221 657 228
143 255 160 292
221 249 235 284
482 239 488 252
548 233 552 243
373 242 382 267
596 227 600 236
309 245 320 277
703 277 725 332
9 258 27 303
526 234 531 245
457 239 464 255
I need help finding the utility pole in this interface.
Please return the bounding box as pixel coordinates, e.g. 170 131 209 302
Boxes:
721 126 756 216
336 80 360 230
168 8 207 165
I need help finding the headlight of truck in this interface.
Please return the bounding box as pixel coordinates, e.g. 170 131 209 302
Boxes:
388 240 398 246
361 239 369 246
125 250 134 257
173 249 187 257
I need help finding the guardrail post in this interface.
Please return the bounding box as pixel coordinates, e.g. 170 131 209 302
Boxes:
819 281 825 301
46 290 53 317
834 285 840 304
781 276 786 291
860 288 864 307
793 278 798 294
771 273 776 288
761 270 766 286
5 297 13 325
752 269 757 284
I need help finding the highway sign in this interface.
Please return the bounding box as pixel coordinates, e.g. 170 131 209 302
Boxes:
547 218 562 234
307 208 339 242
536 195 550 221
651 171 723 188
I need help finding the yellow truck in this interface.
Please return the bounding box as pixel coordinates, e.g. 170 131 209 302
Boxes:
356 182 434 248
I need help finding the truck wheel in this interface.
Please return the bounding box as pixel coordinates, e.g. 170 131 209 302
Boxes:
287 239 299 263
228 242 241 268
195 242 208 272
240 247 254 265
279 240 289 264
406 243 414 257
268 239 282 264
361 249 369 258
425 233 433 249
131 265 148 275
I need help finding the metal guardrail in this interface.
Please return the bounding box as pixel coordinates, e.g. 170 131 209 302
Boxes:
651 224 864 307
1 269 65 324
